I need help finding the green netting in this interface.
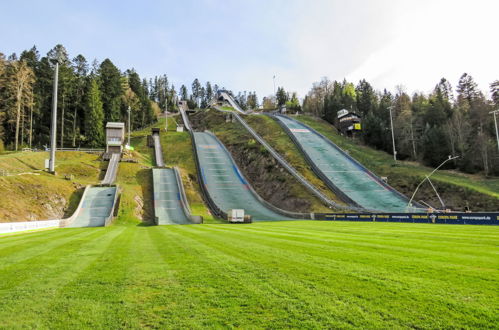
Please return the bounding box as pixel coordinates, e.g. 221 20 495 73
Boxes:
194 132 291 221
153 168 191 224
276 116 411 213
67 186 117 227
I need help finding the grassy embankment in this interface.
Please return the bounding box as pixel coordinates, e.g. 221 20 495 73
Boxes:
0 221 497 328
294 115 499 211
0 151 102 222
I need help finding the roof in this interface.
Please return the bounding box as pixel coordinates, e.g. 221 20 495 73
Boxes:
106 122 125 129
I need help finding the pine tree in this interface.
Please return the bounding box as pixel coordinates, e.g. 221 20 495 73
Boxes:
99 59 122 123
490 80 499 106
85 78 104 147
180 85 188 101
276 87 288 107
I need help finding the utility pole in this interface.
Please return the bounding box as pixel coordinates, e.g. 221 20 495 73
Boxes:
388 106 397 161
490 109 499 152
49 57 60 173
165 98 168 132
273 75 276 96
127 106 131 146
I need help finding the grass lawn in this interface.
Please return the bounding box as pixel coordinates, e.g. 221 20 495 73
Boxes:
0 221 497 328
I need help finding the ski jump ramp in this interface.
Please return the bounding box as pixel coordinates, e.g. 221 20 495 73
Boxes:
101 153 120 185
192 131 310 221
219 92 246 114
273 114 422 213
151 129 201 224
63 185 119 227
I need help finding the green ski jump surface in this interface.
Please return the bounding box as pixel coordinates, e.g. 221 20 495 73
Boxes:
193 131 292 221
275 115 417 213
153 168 192 224
67 186 117 227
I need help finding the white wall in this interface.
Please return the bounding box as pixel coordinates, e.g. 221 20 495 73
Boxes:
0 220 60 234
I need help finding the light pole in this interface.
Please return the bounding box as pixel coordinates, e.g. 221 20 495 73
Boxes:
490 109 499 152
165 98 168 132
406 155 459 212
48 56 61 173
273 75 276 96
388 105 397 161
127 106 131 147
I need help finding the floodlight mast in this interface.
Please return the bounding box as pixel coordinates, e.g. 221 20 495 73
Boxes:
127 106 131 146
48 55 61 173
490 109 499 152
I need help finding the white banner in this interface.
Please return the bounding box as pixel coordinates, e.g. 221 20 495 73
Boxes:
0 220 60 234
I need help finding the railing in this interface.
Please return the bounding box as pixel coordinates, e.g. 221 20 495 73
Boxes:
42 148 104 153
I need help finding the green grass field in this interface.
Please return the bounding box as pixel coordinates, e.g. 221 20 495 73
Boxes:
0 221 497 328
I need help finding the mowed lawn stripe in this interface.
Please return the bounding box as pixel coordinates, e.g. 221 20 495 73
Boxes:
223 221 499 246
119 226 184 328
0 228 110 274
202 223 499 268
162 225 377 328
0 228 91 258
149 227 349 328
217 222 499 262
173 224 498 328
0 227 124 328
41 226 138 329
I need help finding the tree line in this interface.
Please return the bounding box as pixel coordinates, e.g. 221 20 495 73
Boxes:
303 75 499 175
0 44 161 150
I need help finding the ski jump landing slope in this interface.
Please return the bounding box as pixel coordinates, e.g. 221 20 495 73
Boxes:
152 168 197 224
274 114 421 213
151 129 200 225
193 131 297 221
65 186 118 227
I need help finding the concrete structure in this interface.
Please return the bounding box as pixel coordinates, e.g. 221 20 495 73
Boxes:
105 122 125 154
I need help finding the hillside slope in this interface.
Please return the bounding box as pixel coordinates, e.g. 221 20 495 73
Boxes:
0 151 102 222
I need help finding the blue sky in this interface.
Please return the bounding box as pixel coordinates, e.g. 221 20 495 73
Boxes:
1 0 497 98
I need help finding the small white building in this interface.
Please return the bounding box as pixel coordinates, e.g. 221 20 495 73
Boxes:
105 122 125 154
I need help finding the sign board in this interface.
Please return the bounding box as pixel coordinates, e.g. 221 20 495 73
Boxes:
231 209 245 222
322 212 499 225
176 125 184 132
45 159 50 169
290 128 310 133
354 123 361 130
337 109 349 118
